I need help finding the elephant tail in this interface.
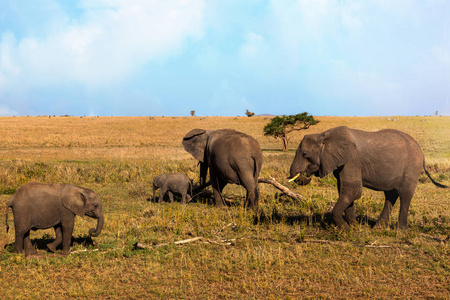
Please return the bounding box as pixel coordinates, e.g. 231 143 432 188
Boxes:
423 160 449 189
252 155 262 182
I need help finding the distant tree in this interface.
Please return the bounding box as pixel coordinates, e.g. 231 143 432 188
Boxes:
263 112 319 151
190 110 196 117
245 109 255 117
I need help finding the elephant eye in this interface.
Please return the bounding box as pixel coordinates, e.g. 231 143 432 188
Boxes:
302 151 309 158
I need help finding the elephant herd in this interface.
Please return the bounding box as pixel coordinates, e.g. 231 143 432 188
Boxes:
5 126 448 256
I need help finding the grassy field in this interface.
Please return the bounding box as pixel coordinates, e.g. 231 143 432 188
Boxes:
0 115 449 299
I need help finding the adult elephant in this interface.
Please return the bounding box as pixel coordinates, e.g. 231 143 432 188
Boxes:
6 182 103 255
289 126 448 229
183 129 263 212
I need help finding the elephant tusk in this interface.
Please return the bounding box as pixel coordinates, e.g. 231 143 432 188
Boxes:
288 173 301 183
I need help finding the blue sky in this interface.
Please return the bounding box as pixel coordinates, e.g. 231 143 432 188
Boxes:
0 0 449 116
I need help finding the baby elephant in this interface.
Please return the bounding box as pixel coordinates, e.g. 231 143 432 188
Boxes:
152 173 193 204
5 182 104 256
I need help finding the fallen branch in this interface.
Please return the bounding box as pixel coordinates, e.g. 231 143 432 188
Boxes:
303 239 336 244
135 236 242 250
420 233 449 243
70 249 100 254
70 247 123 255
361 241 392 248
258 177 304 200
206 238 237 246
135 237 203 250
301 239 391 248
362 245 392 248
213 222 237 234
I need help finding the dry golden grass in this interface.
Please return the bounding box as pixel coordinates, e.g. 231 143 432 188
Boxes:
0 116 448 299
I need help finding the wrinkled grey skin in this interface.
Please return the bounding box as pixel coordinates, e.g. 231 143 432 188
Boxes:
289 126 448 229
153 173 193 204
183 129 263 212
5 182 103 255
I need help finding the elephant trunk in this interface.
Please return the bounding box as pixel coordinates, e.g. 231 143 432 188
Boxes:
289 160 313 186
89 212 104 237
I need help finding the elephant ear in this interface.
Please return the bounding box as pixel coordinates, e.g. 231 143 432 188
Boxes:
182 129 207 162
61 185 86 216
319 126 357 178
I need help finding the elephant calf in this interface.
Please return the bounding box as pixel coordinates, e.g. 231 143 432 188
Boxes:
152 173 193 204
5 182 104 256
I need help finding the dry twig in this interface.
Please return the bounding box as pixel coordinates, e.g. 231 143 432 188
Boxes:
135 237 203 250
420 233 449 243
135 236 239 250
301 239 392 248
213 222 237 234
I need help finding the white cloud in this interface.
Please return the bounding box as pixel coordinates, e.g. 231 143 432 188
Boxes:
0 104 18 116
240 32 265 57
0 0 205 90
433 46 450 65
0 31 21 75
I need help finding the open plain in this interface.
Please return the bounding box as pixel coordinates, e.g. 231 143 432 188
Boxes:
0 116 449 299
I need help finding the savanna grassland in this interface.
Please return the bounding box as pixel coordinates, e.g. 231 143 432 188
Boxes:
0 115 449 299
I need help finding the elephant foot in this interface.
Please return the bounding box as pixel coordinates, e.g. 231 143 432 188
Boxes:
214 200 225 208
396 222 408 230
374 219 389 229
47 243 58 253
60 249 71 256
334 221 350 230
24 248 37 256
13 248 24 254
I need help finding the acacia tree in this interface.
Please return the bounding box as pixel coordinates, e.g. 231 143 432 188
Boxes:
263 112 319 151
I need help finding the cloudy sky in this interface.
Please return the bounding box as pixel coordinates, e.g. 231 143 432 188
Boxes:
0 0 449 116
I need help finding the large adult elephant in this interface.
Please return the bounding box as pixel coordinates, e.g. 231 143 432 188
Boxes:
289 126 448 229
183 129 263 211
6 182 103 255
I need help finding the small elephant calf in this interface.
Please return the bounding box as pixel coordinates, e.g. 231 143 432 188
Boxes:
5 182 104 256
152 173 193 204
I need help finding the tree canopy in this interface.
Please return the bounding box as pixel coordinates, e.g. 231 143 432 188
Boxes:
245 109 255 117
263 113 319 151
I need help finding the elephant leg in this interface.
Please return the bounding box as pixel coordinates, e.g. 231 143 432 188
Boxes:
47 225 63 252
152 186 158 202
397 185 417 229
240 173 259 212
24 231 36 256
211 172 227 207
332 196 355 229
61 218 75 255
159 187 167 203
374 190 398 228
181 191 189 204
168 191 174 203
13 228 26 254
332 167 362 229
212 185 226 207
344 203 357 225
244 185 259 213
186 194 192 203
